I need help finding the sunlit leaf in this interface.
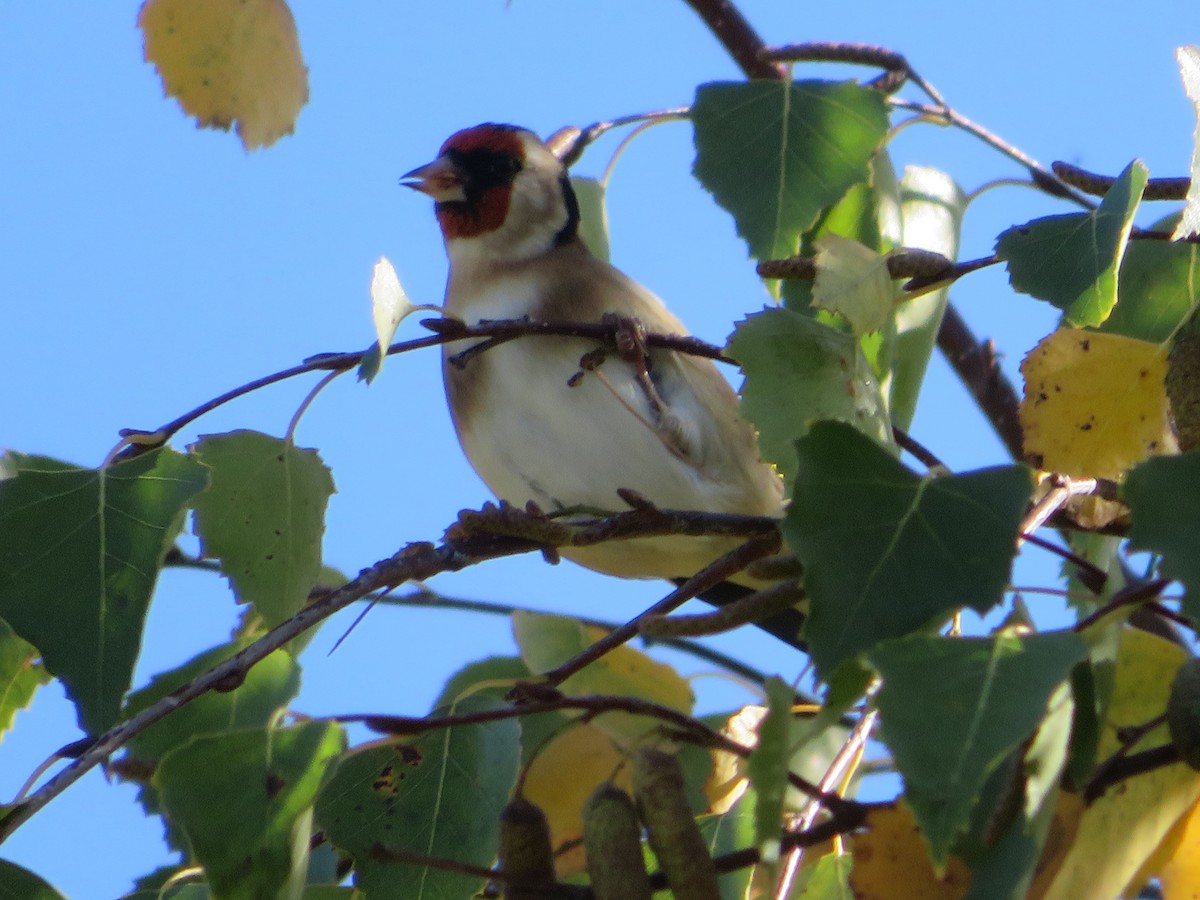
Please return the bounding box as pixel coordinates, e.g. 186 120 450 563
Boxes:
192 430 335 627
0 617 49 743
1173 46 1200 240
812 234 893 335
359 256 414 384
1019 328 1172 479
0 449 208 734
1099 213 1200 343
139 0 309 150
996 161 1148 327
692 80 889 261
729 307 892 487
785 422 1032 677
572 176 611 262
891 166 967 431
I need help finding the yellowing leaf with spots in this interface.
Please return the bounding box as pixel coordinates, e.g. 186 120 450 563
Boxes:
848 802 972 899
1040 628 1200 900
1019 329 1171 478
139 0 309 150
523 723 631 877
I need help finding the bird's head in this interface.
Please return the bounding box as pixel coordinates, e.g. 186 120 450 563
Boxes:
402 123 581 265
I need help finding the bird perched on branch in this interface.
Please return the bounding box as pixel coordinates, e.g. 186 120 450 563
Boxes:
403 123 801 645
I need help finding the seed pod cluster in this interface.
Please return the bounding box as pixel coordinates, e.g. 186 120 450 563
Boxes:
1167 322 1200 452
1167 658 1200 770
498 797 557 900
582 783 653 900
632 748 721 900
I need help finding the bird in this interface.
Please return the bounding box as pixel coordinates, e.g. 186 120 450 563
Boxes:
402 123 803 647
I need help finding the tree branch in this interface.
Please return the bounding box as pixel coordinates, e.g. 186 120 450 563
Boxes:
0 504 780 843
680 0 786 80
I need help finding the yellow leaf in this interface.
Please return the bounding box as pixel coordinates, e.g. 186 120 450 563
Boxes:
139 0 309 150
1040 628 1200 899
1156 796 1200 900
705 704 763 813
848 802 972 899
512 612 694 748
1019 328 1172 478
523 723 631 877
1027 791 1087 899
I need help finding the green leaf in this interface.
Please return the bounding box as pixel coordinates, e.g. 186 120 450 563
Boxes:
0 448 209 734
692 80 889 262
1123 450 1200 618
122 639 301 763
868 630 1087 866
431 655 569 765
1097 213 1200 342
785 422 1032 677
789 850 853 898
746 676 793 849
780 152 901 313
811 235 893 335
0 859 67 899
571 175 611 262
0 617 50 742
890 165 966 430
699 797 757 900
155 721 345 900
995 160 1148 327
1174 46 1200 239
192 431 335 627
316 695 520 900
728 308 892 487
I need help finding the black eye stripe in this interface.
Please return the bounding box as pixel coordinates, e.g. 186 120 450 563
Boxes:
446 148 522 193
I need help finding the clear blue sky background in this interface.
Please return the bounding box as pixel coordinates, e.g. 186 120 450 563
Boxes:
0 2 1193 896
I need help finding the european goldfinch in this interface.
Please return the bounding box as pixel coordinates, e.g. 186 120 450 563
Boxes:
405 123 801 645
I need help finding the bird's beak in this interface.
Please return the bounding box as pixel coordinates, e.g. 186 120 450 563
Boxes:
400 156 467 202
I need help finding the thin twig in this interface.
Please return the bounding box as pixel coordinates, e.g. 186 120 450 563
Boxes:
755 250 1000 294
113 317 736 462
638 578 804 640
888 98 1095 209
347 692 860 815
1051 161 1191 201
1073 579 1174 632
541 533 782 686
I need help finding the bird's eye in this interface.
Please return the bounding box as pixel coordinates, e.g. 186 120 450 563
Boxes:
449 148 522 191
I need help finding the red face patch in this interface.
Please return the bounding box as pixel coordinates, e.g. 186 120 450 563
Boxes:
435 186 511 240
434 124 528 240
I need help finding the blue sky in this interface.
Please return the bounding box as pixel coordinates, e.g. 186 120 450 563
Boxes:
0 2 1194 896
